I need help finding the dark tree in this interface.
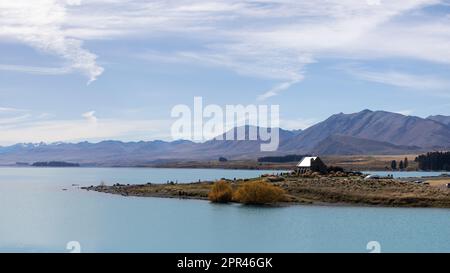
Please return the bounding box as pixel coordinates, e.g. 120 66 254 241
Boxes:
257 154 308 163
399 160 404 170
32 161 80 167
218 157 228 162
391 160 397 170
327 166 345 173
415 152 450 171
404 157 408 169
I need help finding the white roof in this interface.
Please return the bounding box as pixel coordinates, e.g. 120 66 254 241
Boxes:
297 157 318 167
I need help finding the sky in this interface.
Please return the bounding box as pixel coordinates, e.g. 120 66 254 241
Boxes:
1 0 450 145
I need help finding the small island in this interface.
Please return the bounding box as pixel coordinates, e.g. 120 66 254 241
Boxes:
32 161 80 167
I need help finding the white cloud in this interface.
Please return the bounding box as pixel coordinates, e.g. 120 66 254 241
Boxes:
129 0 450 98
82 111 98 124
0 114 32 125
395 109 414 116
0 106 174 145
0 0 103 83
140 49 312 83
258 80 302 101
0 106 27 113
0 64 71 75
343 65 450 93
1 0 450 93
0 107 31 126
0 110 172 145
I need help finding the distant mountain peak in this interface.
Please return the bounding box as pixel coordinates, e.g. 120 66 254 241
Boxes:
281 109 450 153
428 114 448 118
427 115 450 127
16 142 47 148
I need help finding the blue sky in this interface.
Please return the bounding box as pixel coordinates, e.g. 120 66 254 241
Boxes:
0 0 450 145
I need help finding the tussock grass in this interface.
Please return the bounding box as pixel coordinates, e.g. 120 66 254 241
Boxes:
233 180 286 205
208 181 233 203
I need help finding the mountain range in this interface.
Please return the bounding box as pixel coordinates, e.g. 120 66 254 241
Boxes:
0 109 449 166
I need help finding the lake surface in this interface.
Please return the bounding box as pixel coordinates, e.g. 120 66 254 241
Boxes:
363 171 450 178
1 167 450 253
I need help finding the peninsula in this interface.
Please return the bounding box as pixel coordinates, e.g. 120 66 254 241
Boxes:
83 172 450 208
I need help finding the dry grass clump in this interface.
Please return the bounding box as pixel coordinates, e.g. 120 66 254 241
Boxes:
208 181 233 203
233 180 286 205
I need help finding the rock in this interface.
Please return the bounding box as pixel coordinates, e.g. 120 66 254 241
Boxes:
266 176 285 182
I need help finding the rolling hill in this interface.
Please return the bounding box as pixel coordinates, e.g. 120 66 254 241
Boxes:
309 135 422 155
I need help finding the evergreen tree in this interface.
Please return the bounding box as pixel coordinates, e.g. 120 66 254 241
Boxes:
415 152 450 171
218 157 228 162
404 157 408 169
399 160 404 170
391 160 397 170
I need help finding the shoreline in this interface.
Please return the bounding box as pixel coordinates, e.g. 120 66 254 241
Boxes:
2 164 450 174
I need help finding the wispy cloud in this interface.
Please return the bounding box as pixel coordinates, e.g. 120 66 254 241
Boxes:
139 49 312 84
0 0 103 83
0 64 71 75
0 106 27 113
82 111 98 124
2 0 450 93
128 0 450 98
343 65 450 93
0 114 32 125
257 80 302 101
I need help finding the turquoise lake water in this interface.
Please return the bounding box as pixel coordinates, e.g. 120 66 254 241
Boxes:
1 167 450 253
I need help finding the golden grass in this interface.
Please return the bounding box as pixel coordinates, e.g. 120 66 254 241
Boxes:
426 179 450 188
208 181 233 203
322 155 419 171
233 180 286 205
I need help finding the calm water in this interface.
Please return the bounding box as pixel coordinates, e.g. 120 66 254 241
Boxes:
363 171 450 178
1 167 450 253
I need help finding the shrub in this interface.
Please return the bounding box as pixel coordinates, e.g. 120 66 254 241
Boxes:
233 181 286 205
327 166 344 173
208 181 233 203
